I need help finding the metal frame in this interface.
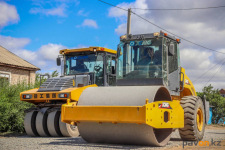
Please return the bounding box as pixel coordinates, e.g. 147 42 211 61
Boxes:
74 72 95 86
117 78 164 86
180 72 184 92
40 74 50 87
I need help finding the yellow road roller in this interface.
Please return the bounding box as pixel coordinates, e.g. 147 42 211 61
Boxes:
20 47 117 137
61 32 205 146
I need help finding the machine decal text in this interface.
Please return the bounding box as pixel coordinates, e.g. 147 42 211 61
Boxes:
158 102 172 109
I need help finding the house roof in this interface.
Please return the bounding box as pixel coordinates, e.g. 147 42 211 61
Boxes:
220 89 225 94
0 46 40 71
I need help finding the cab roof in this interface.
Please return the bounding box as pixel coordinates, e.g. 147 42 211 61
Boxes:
59 47 117 55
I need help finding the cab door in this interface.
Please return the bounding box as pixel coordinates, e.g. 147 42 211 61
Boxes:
106 54 116 86
167 40 180 95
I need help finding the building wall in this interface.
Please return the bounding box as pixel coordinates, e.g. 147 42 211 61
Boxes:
219 89 225 97
0 66 36 84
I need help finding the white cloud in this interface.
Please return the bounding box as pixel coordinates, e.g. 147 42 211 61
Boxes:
0 35 30 50
38 43 67 61
108 0 147 18
180 49 212 70
107 0 225 91
0 35 89 73
180 48 225 91
31 0 80 6
0 2 19 27
15 49 37 62
30 4 67 17
77 19 98 28
77 10 89 16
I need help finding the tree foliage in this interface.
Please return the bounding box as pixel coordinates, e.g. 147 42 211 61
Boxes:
0 70 59 133
197 84 225 124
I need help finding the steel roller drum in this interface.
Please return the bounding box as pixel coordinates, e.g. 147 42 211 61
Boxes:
77 86 173 146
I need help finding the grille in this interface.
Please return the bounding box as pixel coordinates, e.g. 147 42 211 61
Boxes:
37 77 74 92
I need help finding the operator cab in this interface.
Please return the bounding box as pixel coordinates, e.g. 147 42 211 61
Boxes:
117 31 181 96
57 47 116 87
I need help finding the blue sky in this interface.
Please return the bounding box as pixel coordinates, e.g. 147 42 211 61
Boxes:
0 0 225 91
1 0 128 51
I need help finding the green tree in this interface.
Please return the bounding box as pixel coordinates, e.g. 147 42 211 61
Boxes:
0 70 59 133
197 84 225 124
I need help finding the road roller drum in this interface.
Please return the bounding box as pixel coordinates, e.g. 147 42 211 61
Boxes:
61 86 184 146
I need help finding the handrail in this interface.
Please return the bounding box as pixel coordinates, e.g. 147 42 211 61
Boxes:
40 74 50 87
180 72 184 92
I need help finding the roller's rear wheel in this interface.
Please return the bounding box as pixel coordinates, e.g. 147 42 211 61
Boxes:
59 114 79 137
179 96 205 141
24 108 79 137
36 107 51 137
24 111 39 136
47 111 62 136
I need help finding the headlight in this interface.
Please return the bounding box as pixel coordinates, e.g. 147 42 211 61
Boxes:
120 35 127 40
154 32 160 37
58 93 69 98
22 94 32 99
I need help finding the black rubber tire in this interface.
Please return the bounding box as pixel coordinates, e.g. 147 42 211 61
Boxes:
179 96 205 141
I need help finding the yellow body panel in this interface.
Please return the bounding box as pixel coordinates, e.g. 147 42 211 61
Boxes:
20 84 97 104
61 100 184 128
180 67 197 97
59 47 117 55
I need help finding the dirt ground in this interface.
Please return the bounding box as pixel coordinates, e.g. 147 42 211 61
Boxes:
159 125 225 150
0 125 224 150
205 124 225 130
159 140 225 150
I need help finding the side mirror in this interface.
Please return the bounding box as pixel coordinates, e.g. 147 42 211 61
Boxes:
168 44 175 56
56 58 61 66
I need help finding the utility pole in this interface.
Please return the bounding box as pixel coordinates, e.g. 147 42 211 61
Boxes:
126 8 131 73
127 8 131 36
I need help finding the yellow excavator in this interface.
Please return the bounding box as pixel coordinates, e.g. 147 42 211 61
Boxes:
20 47 117 137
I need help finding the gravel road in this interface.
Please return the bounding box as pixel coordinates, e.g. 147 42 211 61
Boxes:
0 129 225 150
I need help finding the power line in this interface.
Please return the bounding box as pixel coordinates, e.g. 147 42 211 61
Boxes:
132 12 225 54
98 0 127 11
132 6 225 10
193 57 225 83
98 0 225 55
203 61 225 88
